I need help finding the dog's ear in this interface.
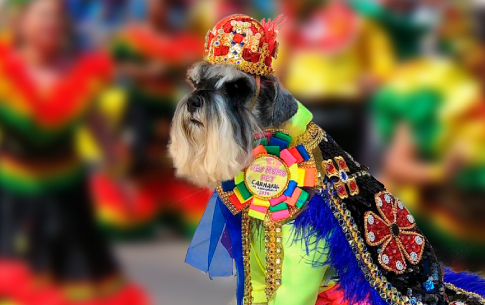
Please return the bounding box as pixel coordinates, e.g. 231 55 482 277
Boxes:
271 77 298 126
187 61 211 86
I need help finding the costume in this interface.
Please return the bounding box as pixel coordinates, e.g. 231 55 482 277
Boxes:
0 43 146 305
184 14 485 305
275 0 395 161
92 24 208 237
371 58 485 271
348 0 436 60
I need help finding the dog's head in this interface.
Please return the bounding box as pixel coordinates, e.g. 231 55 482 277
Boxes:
169 61 298 187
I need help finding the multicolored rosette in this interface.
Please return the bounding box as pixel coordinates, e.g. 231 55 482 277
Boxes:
219 130 317 223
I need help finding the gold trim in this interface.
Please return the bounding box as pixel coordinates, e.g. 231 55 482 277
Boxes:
374 191 396 226
264 222 283 301
363 211 391 247
348 177 360 196
334 156 349 172
327 194 411 305
322 159 339 178
334 180 349 199
215 186 238 214
292 122 325 151
377 237 407 274
445 282 485 305
366 192 425 273
397 231 426 266
242 210 253 305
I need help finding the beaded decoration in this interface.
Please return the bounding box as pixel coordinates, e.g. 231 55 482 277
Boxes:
232 124 323 304
218 129 318 223
364 191 425 274
204 14 285 76
264 223 283 301
322 156 359 199
323 190 413 305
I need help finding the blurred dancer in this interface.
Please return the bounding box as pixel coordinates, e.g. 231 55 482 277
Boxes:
349 0 440 60
92 0 210 237
275 0 395 161
371 4 485 272
0 0 147 304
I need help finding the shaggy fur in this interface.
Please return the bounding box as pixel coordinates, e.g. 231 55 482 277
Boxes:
169 62 297 187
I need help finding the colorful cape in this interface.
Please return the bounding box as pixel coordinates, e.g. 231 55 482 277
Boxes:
187 122 485 305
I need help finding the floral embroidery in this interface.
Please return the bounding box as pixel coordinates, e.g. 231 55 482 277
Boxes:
364 191 425 274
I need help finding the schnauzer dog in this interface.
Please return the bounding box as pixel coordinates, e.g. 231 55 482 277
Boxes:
169 60 485 305
169 61 296 188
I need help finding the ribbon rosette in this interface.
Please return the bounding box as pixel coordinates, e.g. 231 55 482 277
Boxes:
364 191 425 274
220 131 316 222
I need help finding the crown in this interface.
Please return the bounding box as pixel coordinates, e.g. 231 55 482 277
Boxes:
204 14 286 77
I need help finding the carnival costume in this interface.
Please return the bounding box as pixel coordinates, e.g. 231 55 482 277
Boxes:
275 0 394 161
0 43 146 305
372 58 485 272
184 14 485 305
92 23 209 237
348 0 435 60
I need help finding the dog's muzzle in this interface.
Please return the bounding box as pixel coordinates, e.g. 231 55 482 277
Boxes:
187 94 203 114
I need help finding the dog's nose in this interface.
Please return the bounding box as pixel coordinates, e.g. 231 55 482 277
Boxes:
187 95 203 113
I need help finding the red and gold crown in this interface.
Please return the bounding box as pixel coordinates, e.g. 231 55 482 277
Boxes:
204 14 286 76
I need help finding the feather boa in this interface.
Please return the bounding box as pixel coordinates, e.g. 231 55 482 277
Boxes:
444 268 485 298
292 192 387 305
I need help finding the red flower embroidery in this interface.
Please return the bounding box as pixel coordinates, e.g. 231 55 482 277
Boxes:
364 191 425 274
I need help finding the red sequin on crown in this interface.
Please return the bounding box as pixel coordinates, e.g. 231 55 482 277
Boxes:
204 14 286 76
364 191 425 274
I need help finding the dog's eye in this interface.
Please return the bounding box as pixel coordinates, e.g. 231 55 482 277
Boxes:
224 79 251 95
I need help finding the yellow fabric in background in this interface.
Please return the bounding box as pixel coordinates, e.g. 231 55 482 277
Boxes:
283 20 395 100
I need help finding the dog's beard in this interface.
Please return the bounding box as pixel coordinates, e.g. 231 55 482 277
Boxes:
169 94 259 188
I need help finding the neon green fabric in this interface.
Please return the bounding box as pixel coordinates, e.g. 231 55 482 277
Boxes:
250 224 335 304
283 101 313 138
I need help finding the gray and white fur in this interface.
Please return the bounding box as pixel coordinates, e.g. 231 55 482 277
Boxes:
169 62 298 187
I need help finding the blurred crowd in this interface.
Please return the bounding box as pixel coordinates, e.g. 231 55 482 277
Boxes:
0 0 484 304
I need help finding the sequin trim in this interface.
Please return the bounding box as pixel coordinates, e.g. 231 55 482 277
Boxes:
264 223 283 300
445 283 485 305
242 210 253 305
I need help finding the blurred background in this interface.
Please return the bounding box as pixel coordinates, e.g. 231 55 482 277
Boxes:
0 0 484 304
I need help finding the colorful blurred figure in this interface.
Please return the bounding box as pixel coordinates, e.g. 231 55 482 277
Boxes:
0 0 147 303
66 0 131 50
349 0 440 60
371 2 485 272
91 0 211 238
275 0 395 161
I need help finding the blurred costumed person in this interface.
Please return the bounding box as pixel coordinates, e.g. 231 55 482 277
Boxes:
66 0 131 50
91 0 210 238
0 0 147 304
274 0 395 162
349 0 441 60
371 2 485 272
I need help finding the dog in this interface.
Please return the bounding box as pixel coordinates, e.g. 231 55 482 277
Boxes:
170 61 296 188
169 14 485 305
